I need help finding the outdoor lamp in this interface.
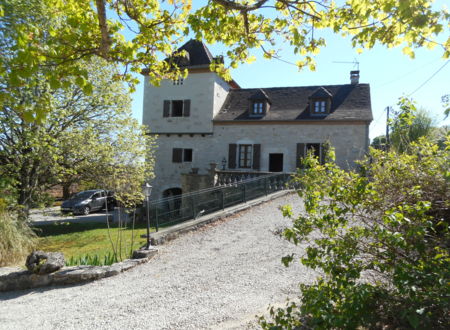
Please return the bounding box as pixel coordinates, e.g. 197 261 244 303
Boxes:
143 183 152 249
221 157 227 170
144 183 152 198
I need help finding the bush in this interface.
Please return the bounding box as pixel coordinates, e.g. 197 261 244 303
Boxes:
29 191 55 209
0 210 37 266
260 137 450 329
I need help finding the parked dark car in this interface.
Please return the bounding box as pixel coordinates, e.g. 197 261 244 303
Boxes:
61 190 116 215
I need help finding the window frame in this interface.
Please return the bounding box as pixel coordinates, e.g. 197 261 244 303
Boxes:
183 149 193 162
252 102 264 115
311 98 329 115
238 144 253 168
171 100 184 117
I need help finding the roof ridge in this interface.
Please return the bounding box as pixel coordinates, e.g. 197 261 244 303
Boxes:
227 83 369 91
200 40 214 62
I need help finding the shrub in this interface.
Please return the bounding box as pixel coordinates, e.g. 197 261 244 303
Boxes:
0 210 37 266
260 137 450 329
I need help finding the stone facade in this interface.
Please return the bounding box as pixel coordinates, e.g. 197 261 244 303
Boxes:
148 123 369 199
142 41 372 200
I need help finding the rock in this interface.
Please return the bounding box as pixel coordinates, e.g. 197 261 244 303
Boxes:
132 248 158 259
25 251 65 275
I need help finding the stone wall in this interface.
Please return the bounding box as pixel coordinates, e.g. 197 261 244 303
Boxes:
142 72 230 134
149 122 369 199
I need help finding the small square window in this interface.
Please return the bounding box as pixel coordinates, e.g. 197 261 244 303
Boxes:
173 78 184 85
251 102 265 116
183 149 192 162
312 100 328 114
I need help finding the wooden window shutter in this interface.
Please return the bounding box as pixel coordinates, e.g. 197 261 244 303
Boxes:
252 144 261 170
320 142 329 164
228 144 237 169
296 143 305 168
172 148 183 163
183 99 190 117
163 100 170 117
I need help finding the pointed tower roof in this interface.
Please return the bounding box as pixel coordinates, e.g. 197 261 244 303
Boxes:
173 39 214 67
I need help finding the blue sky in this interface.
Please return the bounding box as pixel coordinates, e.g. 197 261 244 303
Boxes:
130 22 449 141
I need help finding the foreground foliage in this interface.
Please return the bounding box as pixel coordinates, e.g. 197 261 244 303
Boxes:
1 0 449 121
261 138 450 329
0 209 37 266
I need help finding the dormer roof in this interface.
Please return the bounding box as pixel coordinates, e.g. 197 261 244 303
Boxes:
309 86 333 99
249 89 271 103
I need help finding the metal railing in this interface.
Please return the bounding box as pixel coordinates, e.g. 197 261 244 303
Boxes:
146 172 295 230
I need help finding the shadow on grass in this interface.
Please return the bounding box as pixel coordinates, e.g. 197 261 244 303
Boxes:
32 221 178 237
33 221 150 237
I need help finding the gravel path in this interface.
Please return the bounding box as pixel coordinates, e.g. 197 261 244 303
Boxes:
0 194 317 330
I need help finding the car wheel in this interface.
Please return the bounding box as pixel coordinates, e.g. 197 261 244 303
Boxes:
82 206 90 215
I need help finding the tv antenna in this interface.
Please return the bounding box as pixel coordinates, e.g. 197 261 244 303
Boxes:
333 58 360 70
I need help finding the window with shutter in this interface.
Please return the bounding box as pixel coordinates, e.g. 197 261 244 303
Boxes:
172 148 183 163
228 144 237 169
183 99 190 117
164 100 191 117
296 143 305 168
239 145 252 168
252 144 261 170
163 100 170 117
183 149 193 162
172 100 183 117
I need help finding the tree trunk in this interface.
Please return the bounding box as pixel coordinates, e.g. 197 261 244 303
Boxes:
62 183 72 200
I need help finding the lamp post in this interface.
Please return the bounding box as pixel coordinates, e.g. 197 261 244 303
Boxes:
143 183 152 249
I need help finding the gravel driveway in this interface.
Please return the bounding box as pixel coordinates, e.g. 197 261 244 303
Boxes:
0 193 317 330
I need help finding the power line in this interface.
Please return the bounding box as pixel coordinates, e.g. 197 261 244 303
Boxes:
374 56 441 89
408 59 449 97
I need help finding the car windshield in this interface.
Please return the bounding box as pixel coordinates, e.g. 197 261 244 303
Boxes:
72 191 94 199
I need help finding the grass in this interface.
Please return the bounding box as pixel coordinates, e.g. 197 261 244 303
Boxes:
34 221 156 264
0 210 37 267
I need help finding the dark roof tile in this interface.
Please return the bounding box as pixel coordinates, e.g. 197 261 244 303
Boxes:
214 84 372 122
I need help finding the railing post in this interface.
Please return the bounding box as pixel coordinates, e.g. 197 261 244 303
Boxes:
192 195 196 219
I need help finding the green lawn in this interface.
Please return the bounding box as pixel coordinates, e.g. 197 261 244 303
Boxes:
34 221 155 265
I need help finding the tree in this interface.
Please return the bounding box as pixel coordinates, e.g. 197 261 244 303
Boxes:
389 98 435 152
370 135 387 150
260 135 449 328
0 57 154 213
1 0 449 121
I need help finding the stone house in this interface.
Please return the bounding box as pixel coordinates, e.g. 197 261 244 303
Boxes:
142 40 373 200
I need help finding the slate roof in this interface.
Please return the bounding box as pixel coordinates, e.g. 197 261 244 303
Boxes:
172 39 214 67
214 84 372 122
249 88 271 103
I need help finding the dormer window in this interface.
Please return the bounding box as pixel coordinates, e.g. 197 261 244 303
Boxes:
249 89 271 118
313 100 327 114
309 87 333 116
252 102 264 115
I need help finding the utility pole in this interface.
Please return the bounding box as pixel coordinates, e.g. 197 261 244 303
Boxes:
385 106 391 151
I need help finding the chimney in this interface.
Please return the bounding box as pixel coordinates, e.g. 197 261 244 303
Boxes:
350 70 360 84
